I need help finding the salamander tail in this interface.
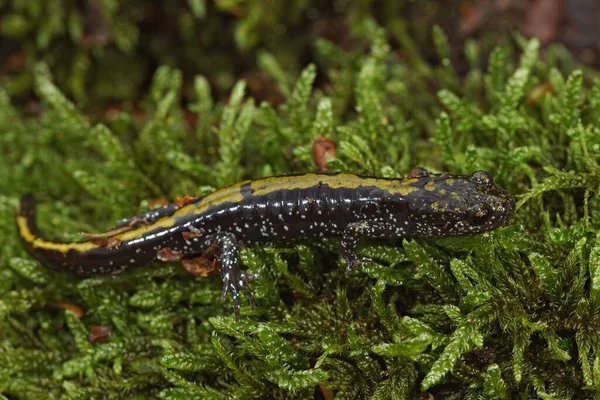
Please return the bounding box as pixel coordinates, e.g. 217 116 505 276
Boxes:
16 194 140 276
17 194 42 241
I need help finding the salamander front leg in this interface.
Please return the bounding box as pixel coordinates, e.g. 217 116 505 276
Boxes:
341 220 394 277
214 232 257 321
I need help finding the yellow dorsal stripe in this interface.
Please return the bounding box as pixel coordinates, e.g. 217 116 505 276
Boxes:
115 180 250 241
17 173 420 253
16 215 99 253
249 173 418 197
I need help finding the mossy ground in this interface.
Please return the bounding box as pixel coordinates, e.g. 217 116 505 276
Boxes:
2 5 600 400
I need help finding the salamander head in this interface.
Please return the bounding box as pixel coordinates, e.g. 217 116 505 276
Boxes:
405 171 514 237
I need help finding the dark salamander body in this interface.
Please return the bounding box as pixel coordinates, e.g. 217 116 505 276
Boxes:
17 171 514 319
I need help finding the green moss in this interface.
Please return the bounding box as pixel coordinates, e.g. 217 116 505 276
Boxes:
1 0 452 107
3 18 600 399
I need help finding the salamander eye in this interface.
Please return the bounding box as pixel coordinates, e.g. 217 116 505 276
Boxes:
470 204 490 225
406 167 431 178
471 171 493 185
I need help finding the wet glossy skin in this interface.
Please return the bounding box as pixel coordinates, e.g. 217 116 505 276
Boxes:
17 171 514 320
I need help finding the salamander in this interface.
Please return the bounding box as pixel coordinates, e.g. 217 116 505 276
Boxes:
16 171 514 320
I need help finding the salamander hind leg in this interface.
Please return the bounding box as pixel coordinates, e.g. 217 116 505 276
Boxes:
213 232 258 321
